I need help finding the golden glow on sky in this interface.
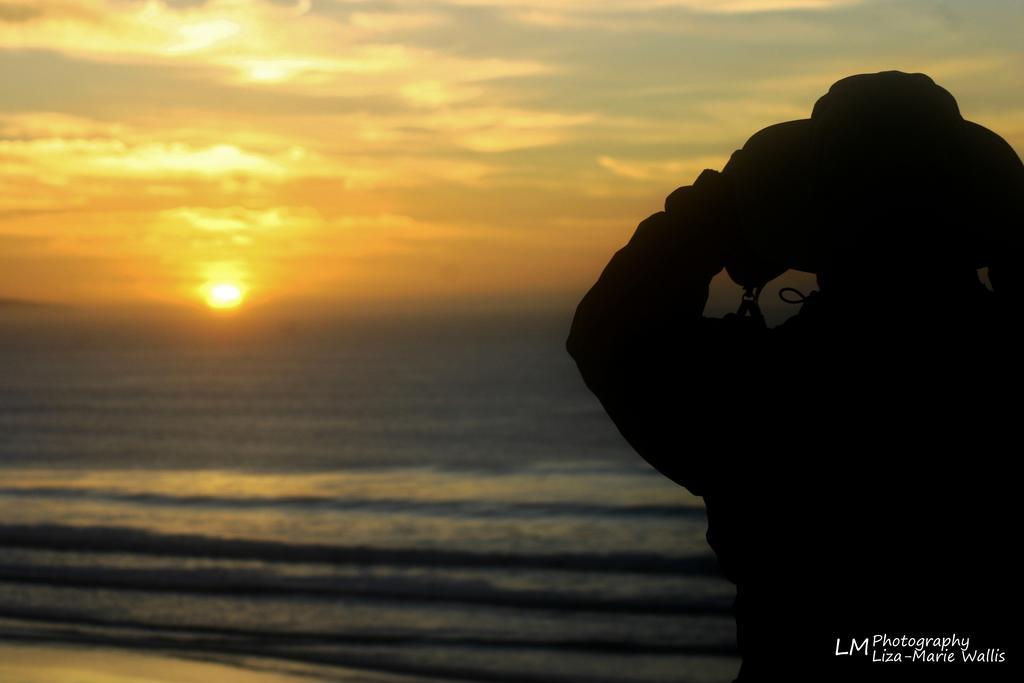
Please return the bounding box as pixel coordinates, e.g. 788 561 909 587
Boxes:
0 1 1021 309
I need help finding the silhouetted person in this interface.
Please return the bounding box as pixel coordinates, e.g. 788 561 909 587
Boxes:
568 72 1021 682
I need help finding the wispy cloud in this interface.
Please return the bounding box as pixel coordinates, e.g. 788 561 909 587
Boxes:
0 1 548 98
437 0 859 14
598 154 729 181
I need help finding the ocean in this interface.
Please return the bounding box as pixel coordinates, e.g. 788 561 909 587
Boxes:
0 307 740 683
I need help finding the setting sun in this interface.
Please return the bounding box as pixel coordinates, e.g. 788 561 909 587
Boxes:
203 282 245 309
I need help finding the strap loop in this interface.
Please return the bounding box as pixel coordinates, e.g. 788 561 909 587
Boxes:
779 287 808 304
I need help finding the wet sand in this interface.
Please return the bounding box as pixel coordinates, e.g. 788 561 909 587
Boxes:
0 642 385 683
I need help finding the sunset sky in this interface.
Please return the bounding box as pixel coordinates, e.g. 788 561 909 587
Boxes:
1 0 1021 311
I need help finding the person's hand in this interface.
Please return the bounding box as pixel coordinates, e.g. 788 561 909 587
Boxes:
660 168 738 273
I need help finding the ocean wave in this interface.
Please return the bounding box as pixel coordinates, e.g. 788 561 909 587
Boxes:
0 606 736 655
0 561 730 615
0 523 720 575
0 627 738 683
0 486 704 519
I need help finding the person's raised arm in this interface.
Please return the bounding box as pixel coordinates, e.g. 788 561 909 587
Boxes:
566 170 752 494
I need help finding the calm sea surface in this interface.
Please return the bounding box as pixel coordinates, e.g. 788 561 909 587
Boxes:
0 309 739 683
